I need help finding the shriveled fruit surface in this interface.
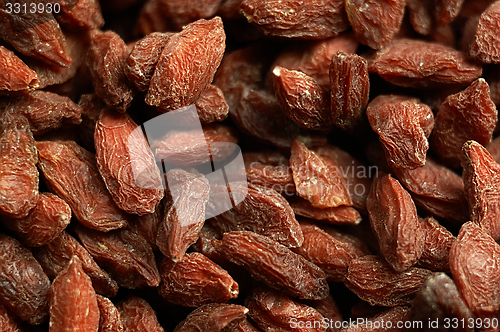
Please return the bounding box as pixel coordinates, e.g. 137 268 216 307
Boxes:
0 2 499 331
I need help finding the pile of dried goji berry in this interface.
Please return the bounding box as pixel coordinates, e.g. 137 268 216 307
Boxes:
1 0 500 331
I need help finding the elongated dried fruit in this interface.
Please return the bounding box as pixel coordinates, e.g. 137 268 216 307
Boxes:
2 90 82 136
151 123 238 167
75 226 161 289
0 114 38 219
292 221 369 282
462 140 500 241
410 273 474 332
159 252 238 307
342 306 411 332
436 0 465 25
288 196 362 225
208 182 304 248
270 34 359 89
96 295 124 332
0 301 22 332
0 8 71 68
145 17 226 111
329 50 369 133
470 1 500 63
117 296 165 332
55 0 105 31
344 255 433 306
314 144 373 212
449 221 500 321
156 169 210 261
244 151 296 195
367 173 424 272
393 158 468 223
32 231 119 298
36 140 129 232
369 39 482 88
126 32 172 92
95 108 164 216
431 78 497 168
417 217 455 272
272 66 332 131
87 30 135 112
0 234 50 325
0 46 39 93
366 95 434 169
195 85 229 124
245 285 326 332
240 0 349 40
290 138 352 208
229 87 327 149
174 303 248 332
49 256 99 332
345 0 405 49
215 231 329 300
2 192 71 247
159 0 223 31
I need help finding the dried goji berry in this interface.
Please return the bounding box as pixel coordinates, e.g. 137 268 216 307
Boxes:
410 273 474 332
158 0 223 31
75 226 161 289
214 231 329 300
0 46 39 93
366 95 434 169
126 32 172 92
0 114 38 219
449 221 500 321
393 158 469 223
462 140 500 241
432 78 497 169
0 8 71 68
55 0 105 32
174 303 248 332
2 193 71 247
36 140 129 232
290 139 352 208
87 30 135 112
416 217 455 272
292 221 369 282
0 233 50 325
245 285 326 332
288 196 362 225
195 85 229 125
244 150 296 195
366 173 424 272
240 0 349 40
329 50 369 133
49 256 99 332
3 90 82 136
470 0 500 63
272 66 332 131
159 252 238 307
145 17 226 111
156 169 210 261
208 182 303 248
369 39 483 88
117 296 165 332
96 295 124 332
345 0 405 49
94 108 164 216
32 231 119 298
269 33 359 90
151 123 238 167
344 255 433 307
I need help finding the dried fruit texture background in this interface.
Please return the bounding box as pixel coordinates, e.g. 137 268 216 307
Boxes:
1 0 500 331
